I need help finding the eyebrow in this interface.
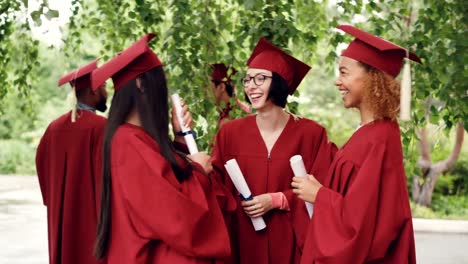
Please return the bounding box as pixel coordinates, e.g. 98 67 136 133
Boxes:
339 66 348 71
246 72 270 76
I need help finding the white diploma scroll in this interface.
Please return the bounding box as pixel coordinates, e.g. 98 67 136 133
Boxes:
224 159 266 231
290 155 313 218
171 94 198 154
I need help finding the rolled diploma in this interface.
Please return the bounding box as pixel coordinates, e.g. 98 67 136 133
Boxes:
224 159 266 231
171 94 198 154
290 155 313 218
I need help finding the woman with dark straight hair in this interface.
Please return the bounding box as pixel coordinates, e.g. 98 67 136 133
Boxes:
92 34 232 263
210 37 336 264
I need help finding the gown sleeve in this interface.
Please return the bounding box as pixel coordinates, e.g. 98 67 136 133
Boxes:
286 126 337 205
210 127 237 211
309 127 338 183
209 126 240 264
289 126 338 251
35 128 50 206
113 134 231 258
302 141 386 264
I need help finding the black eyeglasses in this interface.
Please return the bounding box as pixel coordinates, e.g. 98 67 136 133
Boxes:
242 74 272 87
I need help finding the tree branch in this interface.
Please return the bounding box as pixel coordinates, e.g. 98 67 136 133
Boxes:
417 102 432 176
417 126 432 174
432 122 465 173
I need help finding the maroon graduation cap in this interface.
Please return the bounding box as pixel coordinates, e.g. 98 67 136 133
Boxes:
210 63 237 84
337 25 421 77
58 59 99 91
91 33 162 90
247 37 311 94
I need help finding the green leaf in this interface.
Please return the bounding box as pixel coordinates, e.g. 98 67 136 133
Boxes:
30 10 42 26
45 9 59 20
20 0 28 8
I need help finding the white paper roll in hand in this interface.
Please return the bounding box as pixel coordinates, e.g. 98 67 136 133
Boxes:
224 159 266 231
290 155 314 218
171 94 198 154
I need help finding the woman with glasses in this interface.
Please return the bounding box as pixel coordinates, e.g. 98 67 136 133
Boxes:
293 25 419 263
210 38 336 264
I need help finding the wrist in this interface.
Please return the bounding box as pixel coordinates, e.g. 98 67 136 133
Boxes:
269 192 289 210
174 136 186 145
174 130 197 139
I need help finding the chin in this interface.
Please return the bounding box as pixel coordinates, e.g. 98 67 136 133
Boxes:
342 98 357 109
252 105 262 111
253 100 270 110
250 100 262 109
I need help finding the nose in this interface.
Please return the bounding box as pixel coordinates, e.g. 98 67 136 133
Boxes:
247 77 258 90
335 77 342 87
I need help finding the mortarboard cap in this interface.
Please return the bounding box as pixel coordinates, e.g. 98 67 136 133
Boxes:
337 25 421 77
247 37 311 95
91 33 162 90
58 59 99 91
210 63 237 84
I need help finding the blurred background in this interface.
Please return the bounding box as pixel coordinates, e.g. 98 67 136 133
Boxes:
0 0 466 263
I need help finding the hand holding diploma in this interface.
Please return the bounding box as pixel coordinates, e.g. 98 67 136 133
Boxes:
291 174 322 204
188 152 213 174
171 94 198 154
290 155 318 217
242 194 273 218
224 159 266 231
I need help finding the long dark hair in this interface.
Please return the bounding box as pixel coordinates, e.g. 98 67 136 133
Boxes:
94 66 189 259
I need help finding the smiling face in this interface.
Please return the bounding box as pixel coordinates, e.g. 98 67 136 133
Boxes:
335 56 368 109
243 68 274 111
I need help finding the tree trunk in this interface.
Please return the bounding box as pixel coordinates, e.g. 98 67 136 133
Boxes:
412 122 465 207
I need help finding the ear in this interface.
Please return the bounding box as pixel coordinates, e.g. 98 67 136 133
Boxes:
90 86 99 95
220 82 226 92
136 78 144 93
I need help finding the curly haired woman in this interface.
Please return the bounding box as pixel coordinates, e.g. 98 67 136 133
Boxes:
292 25 421 264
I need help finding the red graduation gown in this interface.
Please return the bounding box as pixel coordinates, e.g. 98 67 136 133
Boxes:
301 120 416 264
106 123 231 264
212 115 336 264
35 111 106 264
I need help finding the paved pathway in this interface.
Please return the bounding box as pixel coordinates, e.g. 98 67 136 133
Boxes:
0 175 47 264
0 175 467 264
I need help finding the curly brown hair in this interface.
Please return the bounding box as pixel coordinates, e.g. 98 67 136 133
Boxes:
360 62 401 120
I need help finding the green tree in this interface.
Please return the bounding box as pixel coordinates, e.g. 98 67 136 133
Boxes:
0 0 58 111
64 0 330 150
409 0 467 206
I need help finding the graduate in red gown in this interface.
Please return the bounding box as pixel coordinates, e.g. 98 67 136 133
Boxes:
209 63 251 127
36 59 108 264
292 25 421 264
211 38 336 264
92 34 233 264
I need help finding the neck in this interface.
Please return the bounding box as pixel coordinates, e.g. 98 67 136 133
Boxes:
359 104 375 125
256 105 289 132
126 108 142 127
217 94 231 108
77 98 95 109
